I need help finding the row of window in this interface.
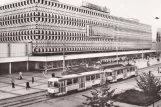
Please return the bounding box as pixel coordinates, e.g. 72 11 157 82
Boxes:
106 67 136 75
0 18 86 27
33 46 143 53
49 73 101 87
66 74 101 85
34 47 115 53
0 31 86 36
0 35 117 43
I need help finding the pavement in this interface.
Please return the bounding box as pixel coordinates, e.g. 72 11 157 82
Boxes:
0 70 62 100
0 57 161 107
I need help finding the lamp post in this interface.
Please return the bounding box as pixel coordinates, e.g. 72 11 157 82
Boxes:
155 17 160 58
63 35 66 73
116 36 118 64
115 28 119 64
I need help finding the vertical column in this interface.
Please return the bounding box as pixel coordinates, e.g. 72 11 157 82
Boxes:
27 61 29 71
142 53 144 59
45 61 48 73
9 62 11 74
8 43 10 57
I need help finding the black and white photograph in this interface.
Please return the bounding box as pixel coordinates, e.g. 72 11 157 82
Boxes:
0 0 161 106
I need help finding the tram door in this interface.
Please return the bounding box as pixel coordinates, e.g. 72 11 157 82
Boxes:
123 68 127 79
135 67 138 76
59 80 66 94
112 71 117 82
79 77 85 90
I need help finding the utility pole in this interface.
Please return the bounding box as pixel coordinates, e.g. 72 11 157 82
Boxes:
63 36 66 73
116 36 118 64
155 17 160 58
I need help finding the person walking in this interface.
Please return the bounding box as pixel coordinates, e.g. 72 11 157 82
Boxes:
45 69 47 74
11 79 15 88
32 76 34 83
18 72 23 80
42 71 45 76
26 82 30 90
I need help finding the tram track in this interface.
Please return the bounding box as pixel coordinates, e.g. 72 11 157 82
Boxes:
0 91 48 107
0 63 161 107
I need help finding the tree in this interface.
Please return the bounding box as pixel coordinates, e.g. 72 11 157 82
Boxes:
82 84 115 107
136 71 161 96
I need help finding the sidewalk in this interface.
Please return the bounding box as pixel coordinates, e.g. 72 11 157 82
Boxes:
0 70 62 100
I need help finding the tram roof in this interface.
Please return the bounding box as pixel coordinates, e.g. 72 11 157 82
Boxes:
55 70 102 80
109 64 136 70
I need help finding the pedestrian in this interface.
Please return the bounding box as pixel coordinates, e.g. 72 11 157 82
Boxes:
42 71 45 76
11 79 15 88
26 82 30 90
32 76 34 83
18 72 23 80
45 69 47 74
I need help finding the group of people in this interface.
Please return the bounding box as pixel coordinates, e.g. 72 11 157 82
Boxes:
11 69 48 89
11 72 35 89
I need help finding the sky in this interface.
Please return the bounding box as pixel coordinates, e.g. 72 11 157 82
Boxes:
0 0 161 41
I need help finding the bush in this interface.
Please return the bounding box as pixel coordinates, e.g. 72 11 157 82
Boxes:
113 89 160 106
136 71 161 96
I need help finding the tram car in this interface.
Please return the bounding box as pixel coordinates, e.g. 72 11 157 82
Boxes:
47 64 138 96
104 64 138 82
48 70 105 96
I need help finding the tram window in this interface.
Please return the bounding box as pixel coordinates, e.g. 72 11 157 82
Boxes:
67 79 72 85
48 81 52 87
54 82 59 88
130 67 133 71
117 70 121 74
86 76 90 81
106 72 112 76
127 68 130 72
96 74 100 79
73 78 78 83
91 75 95 80
120 69 123 73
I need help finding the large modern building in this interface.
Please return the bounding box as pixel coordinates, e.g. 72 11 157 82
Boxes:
0 0 154 74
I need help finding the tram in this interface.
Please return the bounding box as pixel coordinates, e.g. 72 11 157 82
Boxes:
47 64 138 96
104 64 138 82
48 70 104 96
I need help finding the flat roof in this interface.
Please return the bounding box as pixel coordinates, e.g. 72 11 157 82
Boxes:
0 50 156 63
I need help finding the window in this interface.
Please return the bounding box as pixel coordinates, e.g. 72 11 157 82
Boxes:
67 79 72 85
86 76 90 81
73 78 78 84
48 81 59 87
91 75 95 80
96 74 100 79
117 70 121 74
127 68 130 72
106 72 112 76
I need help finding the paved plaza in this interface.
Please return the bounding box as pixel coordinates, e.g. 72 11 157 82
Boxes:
0 70 62 100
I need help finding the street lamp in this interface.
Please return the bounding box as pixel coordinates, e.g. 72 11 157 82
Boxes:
63 35 66 73
155 17 160 58
116 36 118 64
